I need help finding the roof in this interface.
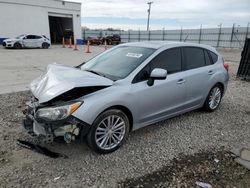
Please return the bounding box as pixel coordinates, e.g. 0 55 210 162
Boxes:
121 41 217 53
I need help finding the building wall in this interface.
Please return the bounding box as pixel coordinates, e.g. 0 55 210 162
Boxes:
0 0 81 43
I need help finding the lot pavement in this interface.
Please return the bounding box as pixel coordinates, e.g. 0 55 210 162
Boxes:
0 45 105 94
0 45 249 187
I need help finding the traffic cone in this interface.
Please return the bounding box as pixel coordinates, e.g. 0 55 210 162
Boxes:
62 37 65 48
86 40 91 53
73 39 78 51
68 37 72 48
104 39 108 50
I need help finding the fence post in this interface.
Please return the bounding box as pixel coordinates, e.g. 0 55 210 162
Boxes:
138 29 140 41
162 28 165 41
128 30 130 42
246 22 249 40
148 30 150 41
180 27 182 41
198 24 202 44
230 23 235 48
217 23 222 48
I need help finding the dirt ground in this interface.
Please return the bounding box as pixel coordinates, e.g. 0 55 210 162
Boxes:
0 48 250 187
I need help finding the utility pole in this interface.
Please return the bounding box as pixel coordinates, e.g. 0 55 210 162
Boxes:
147 1 153 31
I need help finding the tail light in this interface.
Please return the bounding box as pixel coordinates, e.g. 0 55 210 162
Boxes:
224 62 229 71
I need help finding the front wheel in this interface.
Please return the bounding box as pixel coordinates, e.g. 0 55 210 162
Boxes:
203 84 223 112
87 109 130 154
14 43 22 49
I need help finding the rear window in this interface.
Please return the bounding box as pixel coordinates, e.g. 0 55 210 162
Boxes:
209 51 218 63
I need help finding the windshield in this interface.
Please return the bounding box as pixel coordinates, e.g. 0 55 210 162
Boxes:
81 46 155 80
15 34 25 39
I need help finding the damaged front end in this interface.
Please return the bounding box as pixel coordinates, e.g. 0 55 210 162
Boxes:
22 64 113 144
22 96 90 144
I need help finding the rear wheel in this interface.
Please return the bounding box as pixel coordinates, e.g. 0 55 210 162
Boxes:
87 109 130 154
14 43 22 49
203 84 222 112
42 42 49 49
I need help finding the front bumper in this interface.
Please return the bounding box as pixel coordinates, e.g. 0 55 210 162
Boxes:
22 98 91 143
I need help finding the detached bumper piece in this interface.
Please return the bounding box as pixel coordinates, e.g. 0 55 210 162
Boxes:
17 139 68 159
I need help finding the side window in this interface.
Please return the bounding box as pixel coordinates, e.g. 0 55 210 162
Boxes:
132 48 182 84
204 50 213 65
26 35 32 39
132 64 150 83
150 48 182 74
35 35 42 39
209 51 218 63
184 47 205 70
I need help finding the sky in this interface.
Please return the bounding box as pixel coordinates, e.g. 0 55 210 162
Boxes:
67 0 250 30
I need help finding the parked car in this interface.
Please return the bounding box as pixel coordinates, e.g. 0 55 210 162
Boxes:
3 34 51 49
22 41 229 154
86 36 101 45
102 34 121 45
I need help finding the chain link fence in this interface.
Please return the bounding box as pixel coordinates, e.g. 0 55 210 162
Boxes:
82 24 250 49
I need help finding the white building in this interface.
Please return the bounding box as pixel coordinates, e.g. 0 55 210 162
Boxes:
0 0 81 44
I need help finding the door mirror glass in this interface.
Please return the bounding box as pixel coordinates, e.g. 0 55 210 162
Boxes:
147 68 167 86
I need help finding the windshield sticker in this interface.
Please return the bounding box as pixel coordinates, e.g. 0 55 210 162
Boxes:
126 53 143 58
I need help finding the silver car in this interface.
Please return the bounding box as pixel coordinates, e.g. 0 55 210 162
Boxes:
3 34 51 49
23 41 229 154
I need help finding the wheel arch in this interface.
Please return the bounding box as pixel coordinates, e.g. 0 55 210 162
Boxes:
101 105 134 132
214 82 224 95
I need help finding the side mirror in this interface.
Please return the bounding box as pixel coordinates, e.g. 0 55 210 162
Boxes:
147 68 167 86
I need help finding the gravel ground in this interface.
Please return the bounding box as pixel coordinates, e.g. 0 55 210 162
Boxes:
0 49 250 187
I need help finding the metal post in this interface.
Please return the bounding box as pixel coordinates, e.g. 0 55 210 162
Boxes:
128 30 130 42
147 2 153 31
198 24 202 44
162 28 165 40
230 23 235 48
148 30 151 41
138 29 140 41
180 26 182 41
246 22 249 40
217 23 222 48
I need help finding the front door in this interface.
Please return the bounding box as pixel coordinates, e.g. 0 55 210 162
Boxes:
131 47 187 125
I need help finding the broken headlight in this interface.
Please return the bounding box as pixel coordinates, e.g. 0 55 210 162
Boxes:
35 102 82 121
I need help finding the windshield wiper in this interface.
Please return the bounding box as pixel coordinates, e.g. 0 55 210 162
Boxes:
85 69 104 77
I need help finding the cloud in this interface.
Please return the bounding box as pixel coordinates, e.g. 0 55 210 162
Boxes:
67 0 250 29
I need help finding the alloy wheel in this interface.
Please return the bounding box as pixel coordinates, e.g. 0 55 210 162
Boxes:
95 115 126 150
208 87 221 109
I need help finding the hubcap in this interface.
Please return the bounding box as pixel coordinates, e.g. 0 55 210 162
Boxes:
95 115 126 150
208 87 221 109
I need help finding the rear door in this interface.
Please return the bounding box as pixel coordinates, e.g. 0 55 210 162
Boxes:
131 47 187 124
34 35 43 47
183 47 214 107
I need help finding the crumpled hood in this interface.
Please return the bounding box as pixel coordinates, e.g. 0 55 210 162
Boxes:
30 64 113 103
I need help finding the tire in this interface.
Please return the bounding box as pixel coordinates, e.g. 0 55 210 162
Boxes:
14 43 22 49
87 109 130 154
203 84 223 112
42 43 49 49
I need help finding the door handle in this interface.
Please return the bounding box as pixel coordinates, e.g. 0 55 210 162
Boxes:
208 70 214 75
177 79 186 84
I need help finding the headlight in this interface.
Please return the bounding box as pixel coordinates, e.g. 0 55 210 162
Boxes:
36 102 82 121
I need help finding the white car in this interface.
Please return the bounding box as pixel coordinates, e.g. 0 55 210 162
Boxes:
3 34 51 49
